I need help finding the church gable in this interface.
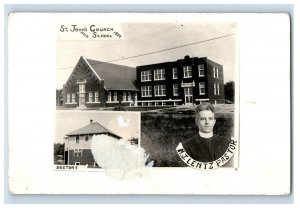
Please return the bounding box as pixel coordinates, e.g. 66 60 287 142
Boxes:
62 57 106 108
64 57 101 91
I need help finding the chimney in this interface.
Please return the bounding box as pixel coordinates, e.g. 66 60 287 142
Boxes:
90 119 93 124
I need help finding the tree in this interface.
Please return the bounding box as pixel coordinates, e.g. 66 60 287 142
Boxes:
54 143 65 156
224 81 235 103
54 143 65 164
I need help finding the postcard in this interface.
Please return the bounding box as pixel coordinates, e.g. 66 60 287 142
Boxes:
8 13 290 195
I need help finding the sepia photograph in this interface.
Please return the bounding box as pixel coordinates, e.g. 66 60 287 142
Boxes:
56 20 238 169
55 111 141 175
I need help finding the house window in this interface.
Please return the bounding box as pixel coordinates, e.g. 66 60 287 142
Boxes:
89 92 93 102
113 92 117 101
123 92 127 101
172 68 178 79
134 92 137 101
154 85 166 96
76 135 79 143
128 92 132 101
154 69 165 80
94 162 99 167
107 91 111 102
198 64 205 77
72 93 76 103
75 162 80 166
74 149 82 157
85 135 89 142
173 84 178 96
141 86 152 97
183 66 192 78
199 82 205 95
214 83 220 95
141 70 152 81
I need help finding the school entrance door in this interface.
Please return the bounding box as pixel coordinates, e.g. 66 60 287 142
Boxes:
184 87 193 105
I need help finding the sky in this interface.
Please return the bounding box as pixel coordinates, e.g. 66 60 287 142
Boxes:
55 111 140 143
56 22 238 89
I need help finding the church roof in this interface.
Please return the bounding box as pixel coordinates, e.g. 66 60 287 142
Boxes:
84 58 139 91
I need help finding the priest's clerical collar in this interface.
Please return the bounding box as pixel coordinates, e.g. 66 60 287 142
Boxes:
199 131 213 138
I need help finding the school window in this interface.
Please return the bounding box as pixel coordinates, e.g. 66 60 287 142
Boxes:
214 83 216 95
95 92 99 102
173 84 178 96
72 93 76 103
113 92 117 101
213 67 219 78
123 92 127 101
198 64 205 77
183 66 192 78
89 92 93 102
127 92 132 101
214 83 220 95
154 69 165 80
76 135 79 143
213 67 215 78
107 91 111 102
141 70 152 81
88 92 99 103
141 86 152 97
67 94 71 103
172 68 178 79
199 82 205 95
154 85 166 96
134 92 137 101
85 135 89 142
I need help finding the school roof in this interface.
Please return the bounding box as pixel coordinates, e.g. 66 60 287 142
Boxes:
66 121 122 139
84 58 139 91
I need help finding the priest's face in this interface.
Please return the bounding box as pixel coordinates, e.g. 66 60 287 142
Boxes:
196 110 216 133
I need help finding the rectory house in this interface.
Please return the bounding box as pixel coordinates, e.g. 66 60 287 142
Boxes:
61 55 225 108
64 119 121 167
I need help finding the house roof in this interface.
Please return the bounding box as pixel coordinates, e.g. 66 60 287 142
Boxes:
66 121 122 139
85 58 139 91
